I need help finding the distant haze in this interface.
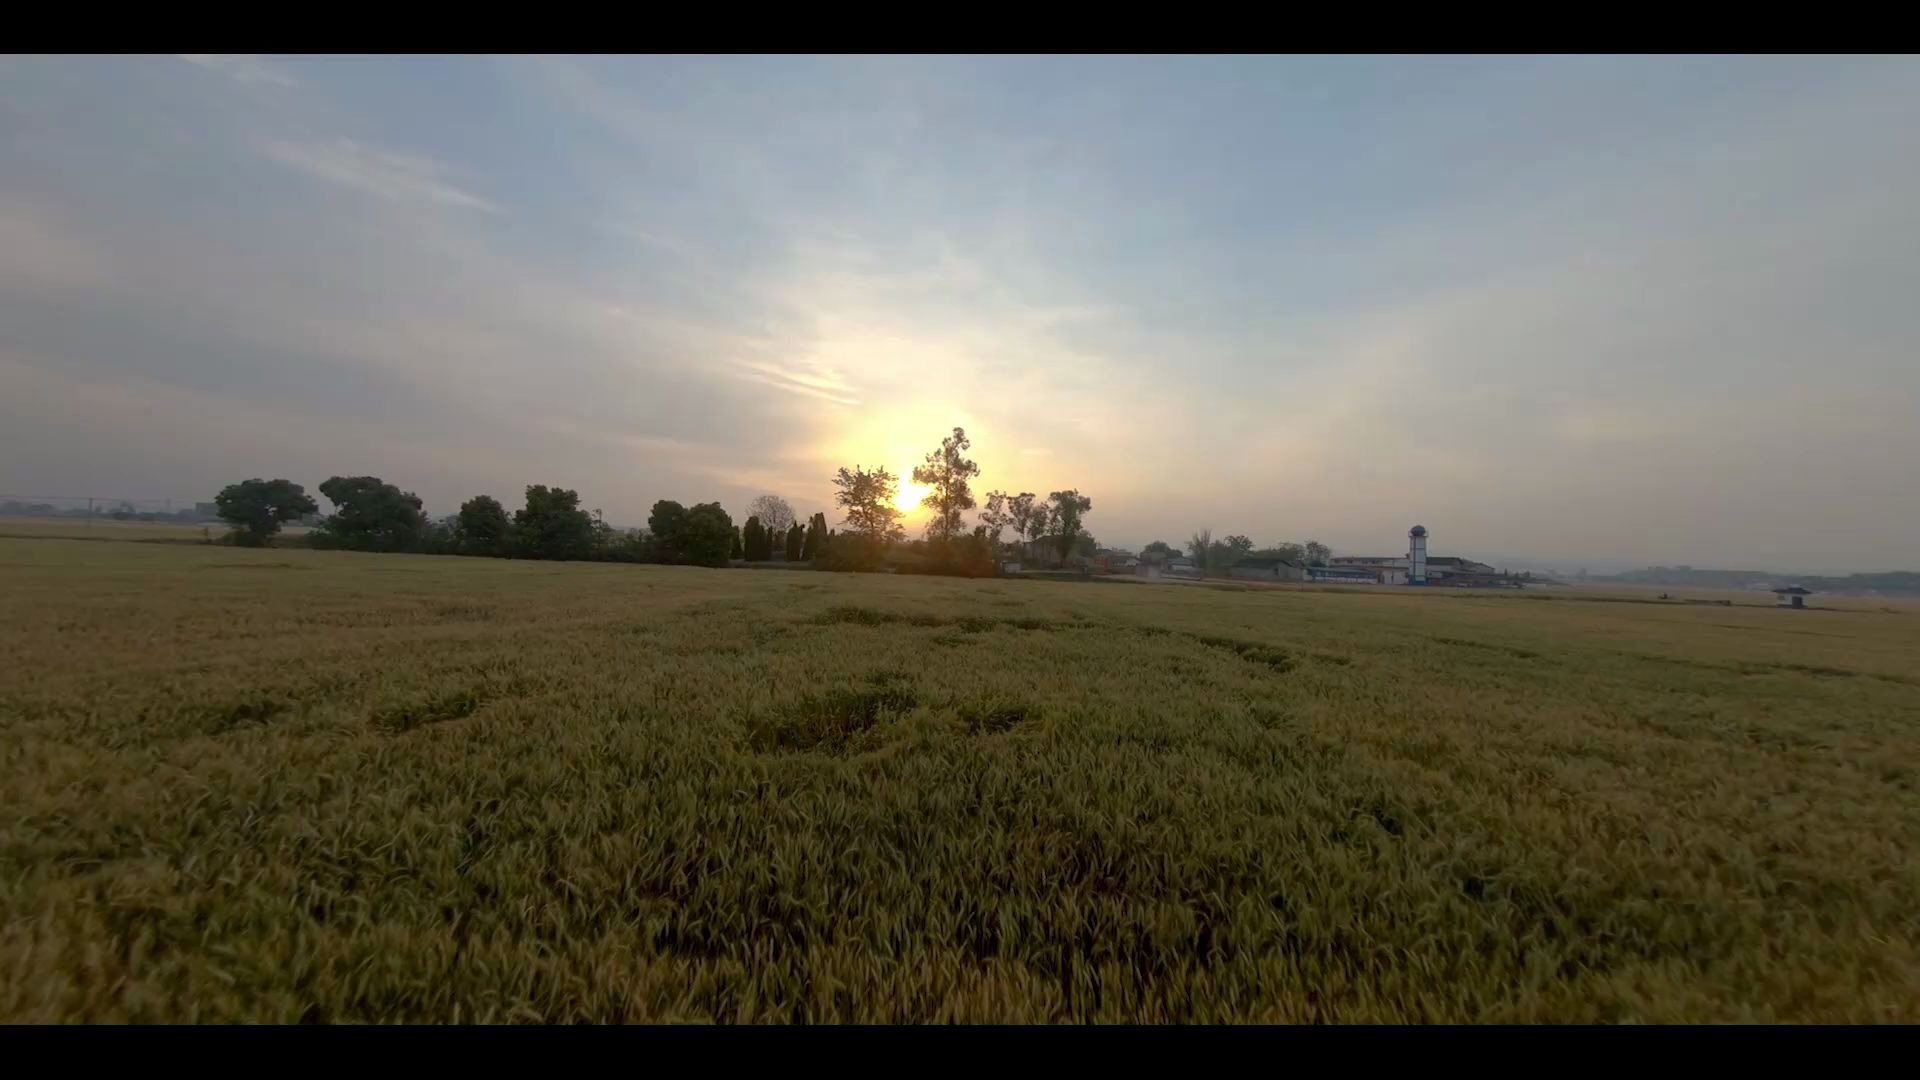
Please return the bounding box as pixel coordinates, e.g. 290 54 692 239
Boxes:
3 56 1917 572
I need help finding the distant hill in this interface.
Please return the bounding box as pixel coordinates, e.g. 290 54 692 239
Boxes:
1595 566 1920 596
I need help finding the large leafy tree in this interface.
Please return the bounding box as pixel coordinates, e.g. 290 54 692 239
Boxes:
316 475 426 552
1006 492 1040 546
515 485 595 561
680 502 735 567
1047 489 1092 560
214 478 316 546
1142 540 1177 559
1304 540 1331 567
978 491 1016 567
978 491 1013 545
1022 497 1056 547
832 465 904 543
587 507 620 557
1187 529 1214 573
1211 533 1254 570
648 500 690 562
1252 542 1307 565
911 426 980 540
746 494 795 538
455 494 511 555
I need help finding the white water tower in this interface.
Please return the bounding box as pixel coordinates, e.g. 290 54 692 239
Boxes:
1408 525 1428 585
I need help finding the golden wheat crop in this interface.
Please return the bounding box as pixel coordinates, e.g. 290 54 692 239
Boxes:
2 538 1917 1022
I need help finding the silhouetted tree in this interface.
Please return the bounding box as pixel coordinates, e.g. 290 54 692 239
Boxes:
1036 486 1082 553
802 512 828 561
1209 533 1254 570
1007 492 1042 546
1251 542 1306 565
1187 529 1213 573
314 476 427 552
743 515 767 561
1048 489 1091 560
649 500 690 562
785 521 804 562
979 491 1017 569
681 502 735 567
832 465 904 543
1304 540 1331 567
515 485 595 561
746 494 795 538
912 426 980 540
214 478 316 546
455 494 511 556
731 526 744 560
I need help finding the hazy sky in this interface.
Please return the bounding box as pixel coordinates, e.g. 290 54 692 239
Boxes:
3 55 1917 572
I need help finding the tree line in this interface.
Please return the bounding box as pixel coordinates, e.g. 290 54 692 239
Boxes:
209 425 1094 577
212 476 740 565
1598 565 1920 597
1133 533 1332 576
826 427 1095 575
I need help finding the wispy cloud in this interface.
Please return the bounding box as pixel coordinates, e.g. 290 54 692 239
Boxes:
731 360 862 407
264 138 502 213
177 54 294 88
4 56 1918 569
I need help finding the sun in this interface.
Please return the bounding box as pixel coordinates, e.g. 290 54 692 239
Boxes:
894 478 930 512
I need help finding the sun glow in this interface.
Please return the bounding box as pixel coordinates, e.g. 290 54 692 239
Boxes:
894 478 930 512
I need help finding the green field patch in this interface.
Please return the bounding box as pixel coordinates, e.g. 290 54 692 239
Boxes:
1192 634 1295 672
1433 636 1542 659
814 605 1095 634
957 700 1031 735
427 601 500 621
813 605 946 627
199 696 295 733
748 679 920 754
1635 652 1913 686
370 689 491 734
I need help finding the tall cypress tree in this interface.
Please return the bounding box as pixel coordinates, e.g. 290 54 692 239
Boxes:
802 512 824 561
785 521 804 561
743 516 764 561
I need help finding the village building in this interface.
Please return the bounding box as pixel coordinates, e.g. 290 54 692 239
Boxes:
1228 557 1305 582
1773 585 1812 609
1305 564 1379 584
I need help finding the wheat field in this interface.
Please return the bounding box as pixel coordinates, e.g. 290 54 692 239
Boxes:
2 537 1917 1022
0 517 314 543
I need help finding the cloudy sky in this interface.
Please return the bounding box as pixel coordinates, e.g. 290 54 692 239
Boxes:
3 55 1916 572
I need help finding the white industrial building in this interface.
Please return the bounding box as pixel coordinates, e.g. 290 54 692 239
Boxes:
1331 526 1505 587
1330 555 1410 586
1305 564 1379 584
